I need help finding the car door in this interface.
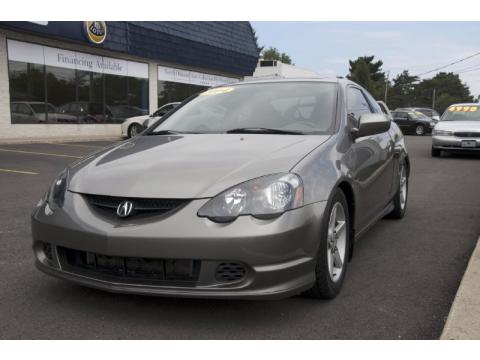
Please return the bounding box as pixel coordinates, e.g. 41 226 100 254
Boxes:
347 86 395 230
16 104 37 123
392 111 409 131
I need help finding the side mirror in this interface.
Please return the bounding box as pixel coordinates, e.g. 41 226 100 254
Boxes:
352 113 390 139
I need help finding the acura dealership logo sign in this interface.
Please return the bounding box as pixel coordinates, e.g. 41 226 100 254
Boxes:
84 21 107 44
117 201 134 218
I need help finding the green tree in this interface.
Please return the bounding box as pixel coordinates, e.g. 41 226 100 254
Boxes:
414 72 474 113
262 47 293 65
348 58 373 92
347 55 386 98
385 71 473 113
387 70 419 110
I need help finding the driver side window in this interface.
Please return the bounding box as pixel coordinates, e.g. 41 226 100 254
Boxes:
347 87 372 126
154 105 173 117
18 104 33 115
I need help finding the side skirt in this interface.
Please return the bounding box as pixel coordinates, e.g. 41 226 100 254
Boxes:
354 201 395 242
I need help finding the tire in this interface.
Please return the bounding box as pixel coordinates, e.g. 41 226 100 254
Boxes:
431 147 441 157
388 159 408 219
306 189 350 299
414 124 426 136
128 123 144 138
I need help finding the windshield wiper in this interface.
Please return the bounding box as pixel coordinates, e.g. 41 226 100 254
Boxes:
225 127 304 135
148 130 194 135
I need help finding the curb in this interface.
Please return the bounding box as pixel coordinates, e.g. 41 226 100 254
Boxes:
441 236 480 340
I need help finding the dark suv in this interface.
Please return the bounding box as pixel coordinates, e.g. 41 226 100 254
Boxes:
392 109 435 135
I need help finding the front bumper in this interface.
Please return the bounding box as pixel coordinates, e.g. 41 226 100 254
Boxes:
432 136 480 151
31 192 326 299
120 122 128 137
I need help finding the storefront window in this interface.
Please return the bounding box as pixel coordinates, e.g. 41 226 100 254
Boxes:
156 65 237 110
128 77 149 115
8 61 47 124
7 40 149 125
103 75 146 123
158 81 207 108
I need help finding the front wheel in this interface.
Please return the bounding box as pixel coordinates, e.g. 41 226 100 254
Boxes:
306 189 350 299
128 123 144 138
388 159 408 219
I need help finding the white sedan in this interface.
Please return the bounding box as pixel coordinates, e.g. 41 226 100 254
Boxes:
432 103 480 156
121 102 180 138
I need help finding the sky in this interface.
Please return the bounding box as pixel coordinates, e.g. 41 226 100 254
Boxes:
252 22 480 97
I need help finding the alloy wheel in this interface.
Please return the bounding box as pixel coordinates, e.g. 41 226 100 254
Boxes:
399 164 407 210
327 202 347 283
130 124 142 137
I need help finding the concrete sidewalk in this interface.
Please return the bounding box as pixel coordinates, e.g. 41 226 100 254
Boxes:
441 237 480 340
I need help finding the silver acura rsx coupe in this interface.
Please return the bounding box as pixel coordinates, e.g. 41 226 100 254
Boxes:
32 78 409 300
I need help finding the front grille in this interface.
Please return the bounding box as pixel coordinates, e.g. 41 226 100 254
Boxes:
215 262 247 282
58 247 201 285
82 193 189 218
454 132 480 138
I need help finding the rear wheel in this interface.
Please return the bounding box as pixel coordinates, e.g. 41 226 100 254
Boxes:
415 124 426 136
388 159 408 219
306 189 350 299
431 147 441 157
128 123 144 138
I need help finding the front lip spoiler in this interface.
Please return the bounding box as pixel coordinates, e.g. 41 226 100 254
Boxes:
35 260 314 300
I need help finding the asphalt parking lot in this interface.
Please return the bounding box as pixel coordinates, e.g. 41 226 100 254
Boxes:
0 136 479 339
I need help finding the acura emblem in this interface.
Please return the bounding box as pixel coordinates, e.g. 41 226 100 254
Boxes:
117 200 134 218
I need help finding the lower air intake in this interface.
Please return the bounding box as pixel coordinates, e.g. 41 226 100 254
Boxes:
215 262 247 282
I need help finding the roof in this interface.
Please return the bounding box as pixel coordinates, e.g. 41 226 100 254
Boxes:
237 77 341 85
0 21 259 77
233 77 366 91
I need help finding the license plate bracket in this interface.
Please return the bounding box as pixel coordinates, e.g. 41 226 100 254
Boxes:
461 140 477 148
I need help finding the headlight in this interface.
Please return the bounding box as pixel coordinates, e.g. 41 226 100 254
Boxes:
198 173 304 222
47 169 68 209
432 129 453 136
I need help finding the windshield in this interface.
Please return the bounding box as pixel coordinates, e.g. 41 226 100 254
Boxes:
442 105 480 121
408 111 429 120
148 82 338 135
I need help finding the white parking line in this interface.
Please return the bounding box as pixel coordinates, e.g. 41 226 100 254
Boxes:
0 148 82 159
0 168 38 175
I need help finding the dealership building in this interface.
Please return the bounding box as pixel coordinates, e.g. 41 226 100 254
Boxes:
0 21 259 141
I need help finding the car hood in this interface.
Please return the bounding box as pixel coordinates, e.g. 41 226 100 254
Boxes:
68 134 329 199
124 115 150 123
435 121 480 131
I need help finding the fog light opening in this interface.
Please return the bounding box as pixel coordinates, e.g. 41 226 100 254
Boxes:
42 242 53 261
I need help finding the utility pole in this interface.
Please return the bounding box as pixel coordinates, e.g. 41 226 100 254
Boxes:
432 88 436 110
